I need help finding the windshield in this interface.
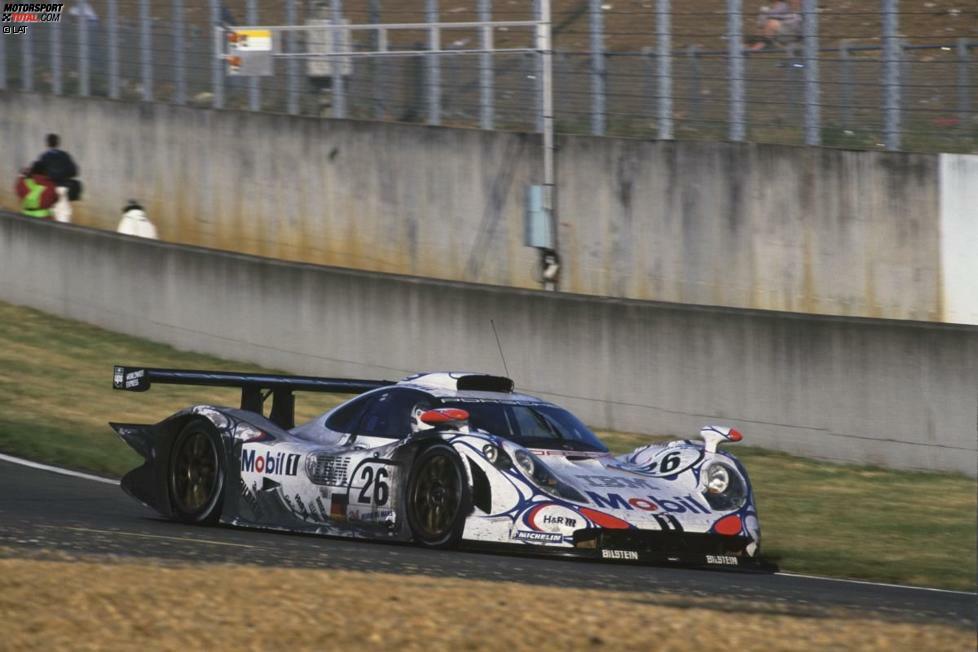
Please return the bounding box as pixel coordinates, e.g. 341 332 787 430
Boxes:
439 400 608 453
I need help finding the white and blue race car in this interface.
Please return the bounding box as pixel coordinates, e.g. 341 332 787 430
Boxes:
112 367 763 568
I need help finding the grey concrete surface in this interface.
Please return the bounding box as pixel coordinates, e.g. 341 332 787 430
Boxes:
1 214 975 475
0 91 950 322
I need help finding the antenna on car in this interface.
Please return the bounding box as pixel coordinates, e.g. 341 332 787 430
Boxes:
489 319 511 378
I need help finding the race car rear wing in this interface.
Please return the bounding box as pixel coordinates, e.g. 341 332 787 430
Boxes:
113 366 394 429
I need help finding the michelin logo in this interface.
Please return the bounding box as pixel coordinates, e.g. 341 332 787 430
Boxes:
514 531 564 544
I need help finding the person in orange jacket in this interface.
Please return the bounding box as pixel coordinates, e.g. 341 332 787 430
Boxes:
15 162 57 219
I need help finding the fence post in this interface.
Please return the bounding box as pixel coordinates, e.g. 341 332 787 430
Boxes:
107 0 119 99
656 0 672 139
802 0 819 144
727 0 745 141
426 0 441 125
21 24 32 92
957 38 971 126
174 0 186 104
478 0 493 130
139 0 152 101
534 0 545 133
839 39 852 129
79 11 90 96
642 46 655 123
209 0 225 109
882 0 900 150
688 45 701 126
330 0 347 118
369 0 384 119
286 0 299 115
0 26 5 90
51 17 62 94
589 0 606 135
247 0 260 111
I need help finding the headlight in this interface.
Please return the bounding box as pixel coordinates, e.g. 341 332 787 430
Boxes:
513 448 587 504
700 461 747 511
514 449 535 476
706 464 730 494
483 444 512 470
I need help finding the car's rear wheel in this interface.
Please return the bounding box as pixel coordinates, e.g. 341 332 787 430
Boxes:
168 418 224 524
406 443 471 549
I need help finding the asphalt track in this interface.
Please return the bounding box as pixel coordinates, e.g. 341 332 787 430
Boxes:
1 459 974 628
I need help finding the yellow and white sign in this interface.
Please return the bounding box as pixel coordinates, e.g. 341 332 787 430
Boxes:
232 29 272 52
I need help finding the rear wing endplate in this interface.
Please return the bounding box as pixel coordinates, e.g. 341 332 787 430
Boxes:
113 365 393 429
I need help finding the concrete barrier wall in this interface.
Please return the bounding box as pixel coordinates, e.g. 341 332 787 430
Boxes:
2 92 971 323
1 214 974 476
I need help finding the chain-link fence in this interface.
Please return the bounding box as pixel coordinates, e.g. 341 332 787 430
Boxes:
1 1 975 152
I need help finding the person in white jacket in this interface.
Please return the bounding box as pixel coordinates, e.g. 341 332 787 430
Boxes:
116 200 159 239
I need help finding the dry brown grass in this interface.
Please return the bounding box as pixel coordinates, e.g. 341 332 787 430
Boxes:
0 553 973 652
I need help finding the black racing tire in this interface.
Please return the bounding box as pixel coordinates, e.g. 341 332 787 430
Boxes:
405 443 472 549
167 417 225 524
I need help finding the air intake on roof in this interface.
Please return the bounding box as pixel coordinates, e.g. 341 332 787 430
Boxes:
456 375 514 393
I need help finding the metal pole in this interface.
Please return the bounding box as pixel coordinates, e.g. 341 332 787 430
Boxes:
656 0 672 139
369 0 384 119
840 39 852 129
209 0 224 109
727 0 745 141
331 0 347 118
247 0 260 111
957 38 971 126
534 0 544 134
51 17 62 95
643 46 655 122
688 45 701 126
174 0 186 104
802 0 819 145
589 0 606 135
882 0 900 150
140 0 152 101
79 11 90 96
426 0 441 125
0 23 6 90
538 0 557 288
286 0 299 115
108 0 119 99
479 0 493 130
21 23 32 92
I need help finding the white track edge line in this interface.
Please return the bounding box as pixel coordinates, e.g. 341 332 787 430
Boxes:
0 453 118 485
775 571 976 596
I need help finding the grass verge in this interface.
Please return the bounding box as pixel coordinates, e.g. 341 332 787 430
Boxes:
0 301 974 590
0 553 972 651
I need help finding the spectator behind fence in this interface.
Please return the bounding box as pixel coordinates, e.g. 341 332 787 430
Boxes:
39 133 82 200
15 162 57 219
116 200 159 240
751 1 802 51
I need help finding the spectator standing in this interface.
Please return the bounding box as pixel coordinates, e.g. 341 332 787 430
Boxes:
39 133 82 201
116 200 159 240
15 162 57 219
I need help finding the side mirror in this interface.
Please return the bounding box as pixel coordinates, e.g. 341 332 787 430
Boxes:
420 408 470 427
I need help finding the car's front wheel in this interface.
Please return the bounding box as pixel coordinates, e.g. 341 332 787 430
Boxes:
405 443 471 549
168 417 225 524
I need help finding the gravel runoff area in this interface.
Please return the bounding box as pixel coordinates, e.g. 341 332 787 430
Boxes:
0 552 973 652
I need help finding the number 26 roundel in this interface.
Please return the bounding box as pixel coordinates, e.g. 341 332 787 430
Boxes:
353 463 390 506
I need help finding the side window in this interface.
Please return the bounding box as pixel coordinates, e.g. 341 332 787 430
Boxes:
324 395 376 434
359 389 432 438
